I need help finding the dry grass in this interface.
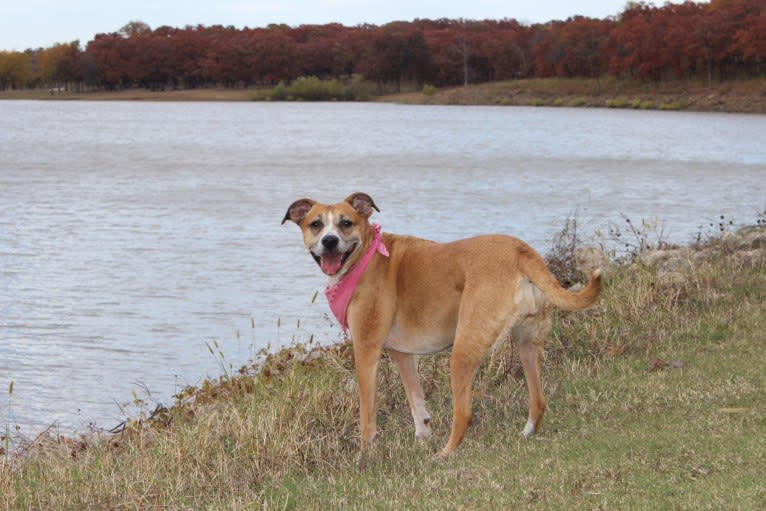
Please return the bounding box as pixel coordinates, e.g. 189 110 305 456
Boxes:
2 228 765 510
381 76 766 113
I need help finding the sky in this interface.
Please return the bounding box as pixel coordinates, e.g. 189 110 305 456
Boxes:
1 0 670 51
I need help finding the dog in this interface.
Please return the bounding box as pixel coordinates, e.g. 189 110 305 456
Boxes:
283 192 601 456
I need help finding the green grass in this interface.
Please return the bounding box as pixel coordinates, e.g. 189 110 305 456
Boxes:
2 230 765 509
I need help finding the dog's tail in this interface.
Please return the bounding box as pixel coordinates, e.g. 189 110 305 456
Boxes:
518 245 602 311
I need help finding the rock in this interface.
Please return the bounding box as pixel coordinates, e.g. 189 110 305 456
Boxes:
741 230 766 250
640 248 692 274
629 226 764 284
638 249 674 267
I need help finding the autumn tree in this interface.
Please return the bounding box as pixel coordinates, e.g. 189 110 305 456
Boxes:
39 42 83 91
558 16 613 94
9 0 764 92
530 22 565 77
359 23 432 92
86 34 131 89
482 20 531 80
733 2 766 75
249 28 297 84
0 51 28 90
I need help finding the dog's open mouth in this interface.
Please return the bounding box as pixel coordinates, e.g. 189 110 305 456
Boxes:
313 243 358 276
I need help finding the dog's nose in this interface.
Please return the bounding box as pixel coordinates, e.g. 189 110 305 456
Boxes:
322 235 339 250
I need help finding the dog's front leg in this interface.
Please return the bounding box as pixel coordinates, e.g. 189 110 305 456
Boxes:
388 349 432 439
353 338 383 447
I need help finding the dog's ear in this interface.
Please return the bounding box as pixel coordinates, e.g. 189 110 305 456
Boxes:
282 198 316 225
344 192 380 218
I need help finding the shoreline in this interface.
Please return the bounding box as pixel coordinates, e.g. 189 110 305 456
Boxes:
2 77 765 113
379 77 766 114
4 225 765 442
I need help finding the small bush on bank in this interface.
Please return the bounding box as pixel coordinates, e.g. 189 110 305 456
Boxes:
270 82 288 101
659 101 683 110
569 97 588 107
638 99 654 109
605 98 628 108
422 84 437 95
269 76 359 101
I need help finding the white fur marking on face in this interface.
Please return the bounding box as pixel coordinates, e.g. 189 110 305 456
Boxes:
522 417 536 438
311 211 338 255
321 210 337 240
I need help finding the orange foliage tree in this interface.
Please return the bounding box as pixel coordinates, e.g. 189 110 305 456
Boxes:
4 0 764 91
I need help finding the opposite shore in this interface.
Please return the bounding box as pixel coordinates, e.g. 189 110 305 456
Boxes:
2 77 765 114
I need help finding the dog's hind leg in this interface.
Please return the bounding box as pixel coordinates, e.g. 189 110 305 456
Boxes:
440 339 483 456
513 315 552 438
442 326 515 457
438 283 523 457
389 349 432 439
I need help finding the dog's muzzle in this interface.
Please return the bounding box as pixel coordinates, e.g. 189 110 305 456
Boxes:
312 235 357 276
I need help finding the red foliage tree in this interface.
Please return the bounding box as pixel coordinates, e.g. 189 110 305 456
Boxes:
10 0 764 91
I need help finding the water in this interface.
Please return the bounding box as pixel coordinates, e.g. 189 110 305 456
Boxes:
1 101 764 434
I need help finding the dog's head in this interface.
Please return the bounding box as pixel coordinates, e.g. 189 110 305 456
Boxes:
282 192 380 278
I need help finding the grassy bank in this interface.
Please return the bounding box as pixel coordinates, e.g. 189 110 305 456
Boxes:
380 77 766 114
2 226 765 509
2 77 765 113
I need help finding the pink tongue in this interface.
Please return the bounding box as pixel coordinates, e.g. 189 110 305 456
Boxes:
320 253 343 275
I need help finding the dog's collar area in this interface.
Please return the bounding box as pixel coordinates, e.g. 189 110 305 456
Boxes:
325 223 388 332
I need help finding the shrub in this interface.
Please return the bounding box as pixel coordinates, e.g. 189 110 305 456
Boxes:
270 82 288 101
605 98 628 108
659 101 683 111
270 76 355 102
544 217 584 286
569 97 588 107
422 84 437 95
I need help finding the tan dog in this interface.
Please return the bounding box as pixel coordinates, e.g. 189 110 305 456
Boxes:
283 192 601 456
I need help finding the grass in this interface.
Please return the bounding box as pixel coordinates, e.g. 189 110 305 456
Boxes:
2 227 765 509
380 76 766 113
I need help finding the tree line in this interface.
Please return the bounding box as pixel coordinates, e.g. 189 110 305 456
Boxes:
1 0 764 93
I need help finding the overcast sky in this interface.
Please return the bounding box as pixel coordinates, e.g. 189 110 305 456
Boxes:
1 0 683 51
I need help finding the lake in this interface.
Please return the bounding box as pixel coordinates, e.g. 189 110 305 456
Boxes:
1 100 764 435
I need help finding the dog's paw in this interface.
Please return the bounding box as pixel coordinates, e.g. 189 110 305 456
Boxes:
415 417 432 440
521 418 537 438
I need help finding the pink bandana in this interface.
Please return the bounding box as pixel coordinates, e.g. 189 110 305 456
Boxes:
325 223 389 333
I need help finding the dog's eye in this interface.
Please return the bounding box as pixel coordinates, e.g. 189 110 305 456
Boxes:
309 219 323 229
340 219 354 229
